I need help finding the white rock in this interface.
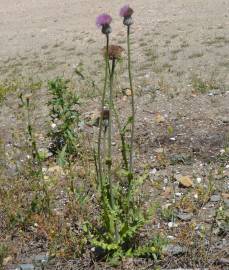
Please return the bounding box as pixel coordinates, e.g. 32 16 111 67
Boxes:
42 167 47 173
150 168 157 175
168 222 178 228
196 177 202 183
51 123 57 129
163 178 168 184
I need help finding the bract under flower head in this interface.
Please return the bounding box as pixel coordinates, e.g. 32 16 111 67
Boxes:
119 5 134 18
96 13 112 27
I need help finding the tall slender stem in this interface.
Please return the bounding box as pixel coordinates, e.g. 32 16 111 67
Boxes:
107 58 115 209
108 58 119 242
97 34 109 190
127 25 135 178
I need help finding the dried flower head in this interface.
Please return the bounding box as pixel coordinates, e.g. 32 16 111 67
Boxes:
119 5 134 26
119 5 134 17
101 107 110 120
96 13 112 34
102 45 124 60
101 107 109 131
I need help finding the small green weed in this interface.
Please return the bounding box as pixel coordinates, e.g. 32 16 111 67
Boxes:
191 74 219 94
0 82 16 103
0 244 8 270
48 77 80 165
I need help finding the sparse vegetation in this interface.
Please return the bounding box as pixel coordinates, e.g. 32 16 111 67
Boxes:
1 2 229 270
191 73 220 94
47 77 80 164
0 244 8 270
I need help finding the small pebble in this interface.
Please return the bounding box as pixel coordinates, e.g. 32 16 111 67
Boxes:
163 244 187 255
220 117 229 123
196 177 202 183
194 193 198 199
163 178 168 184
177 212 193 221
17 264 35 270
150 168 157 175
168 222 178 228
210 194 221 202
167 235 175 240
224 199 229 207
33 254 49 266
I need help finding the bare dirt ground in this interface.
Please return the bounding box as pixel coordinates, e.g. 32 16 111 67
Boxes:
1 0 229 82
0 0 229 269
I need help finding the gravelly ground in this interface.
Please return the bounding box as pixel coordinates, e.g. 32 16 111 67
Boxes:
0 0 229 269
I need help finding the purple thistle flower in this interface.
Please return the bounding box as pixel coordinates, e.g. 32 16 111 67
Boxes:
96 13 112 27
119 5 134 18
96 13 112 35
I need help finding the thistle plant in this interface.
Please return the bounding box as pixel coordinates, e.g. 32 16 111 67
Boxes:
85 8 166 262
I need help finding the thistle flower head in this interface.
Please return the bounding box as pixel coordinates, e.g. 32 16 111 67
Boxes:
119 5 134 18
96 13 112 27
96 13 112 34
102 45 124 60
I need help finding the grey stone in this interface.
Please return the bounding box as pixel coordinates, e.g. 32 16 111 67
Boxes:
210 194 221 202
177 212 193 221
6 164 18 177
220 117 229 124
217 257 229 265
18 264 35 270
33 254 49 266
163 244 187 255
224 199 229 208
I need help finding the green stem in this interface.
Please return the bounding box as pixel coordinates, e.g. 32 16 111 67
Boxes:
108 58 119 242
113 106 129 171
108 58 115 209
127 25 135 178
97 34 109 191
126 25 135 217
26 97 39 164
